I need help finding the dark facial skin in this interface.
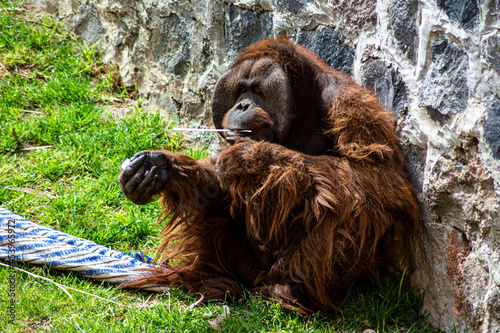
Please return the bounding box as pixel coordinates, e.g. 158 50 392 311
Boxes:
212 58 293 145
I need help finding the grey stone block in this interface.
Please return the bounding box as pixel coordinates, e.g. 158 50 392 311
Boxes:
361 59 409 120
388 0 418 63
295 27 355 74
71 2 106 46
153 15 191 77
437 0 479 30
225 4 274 63
484 96 500 159
419 38 469 125
272 0 314 14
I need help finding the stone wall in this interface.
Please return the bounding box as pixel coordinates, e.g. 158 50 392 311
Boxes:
30 0 500 331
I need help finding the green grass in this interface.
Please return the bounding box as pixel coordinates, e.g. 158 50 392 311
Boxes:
0 2 436 332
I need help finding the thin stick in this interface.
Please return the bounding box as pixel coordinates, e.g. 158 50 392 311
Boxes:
172 128 252 133
23 110 44 115
0 262 123 306
21 145 53 151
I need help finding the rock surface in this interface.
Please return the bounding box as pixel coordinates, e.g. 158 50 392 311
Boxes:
29 0 500 331
294 27 355 74
361 59 409 120
225 4 274 62
437 0 479 31
388 0 418 63
419 38 469 125
484 96 500 160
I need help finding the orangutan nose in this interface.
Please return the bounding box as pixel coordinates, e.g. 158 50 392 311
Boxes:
236 100 252 112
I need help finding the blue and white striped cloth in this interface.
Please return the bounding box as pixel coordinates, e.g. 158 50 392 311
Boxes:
0 207 167 290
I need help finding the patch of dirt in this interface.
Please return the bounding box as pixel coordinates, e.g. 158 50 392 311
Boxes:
101 98 156 120
18 2 47 23
10 65 47 82
446 227 472 316
0 2 54 30
0 62 6 78
0 3 50 29
129 293 162 308
28 316 53 332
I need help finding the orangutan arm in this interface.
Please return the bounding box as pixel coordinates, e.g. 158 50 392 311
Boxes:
119 150 266 297
119 151 227 217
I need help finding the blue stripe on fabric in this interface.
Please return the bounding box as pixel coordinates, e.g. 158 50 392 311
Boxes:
0 207 158 285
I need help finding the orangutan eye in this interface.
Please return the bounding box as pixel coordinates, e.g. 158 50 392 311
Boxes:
254 86 263 95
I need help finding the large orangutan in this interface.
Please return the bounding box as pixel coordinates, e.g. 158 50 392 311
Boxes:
119 37 419 314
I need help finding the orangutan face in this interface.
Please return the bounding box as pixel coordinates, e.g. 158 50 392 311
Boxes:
212 58 293 144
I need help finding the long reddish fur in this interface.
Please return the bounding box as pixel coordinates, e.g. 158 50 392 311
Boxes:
124 37 419 314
